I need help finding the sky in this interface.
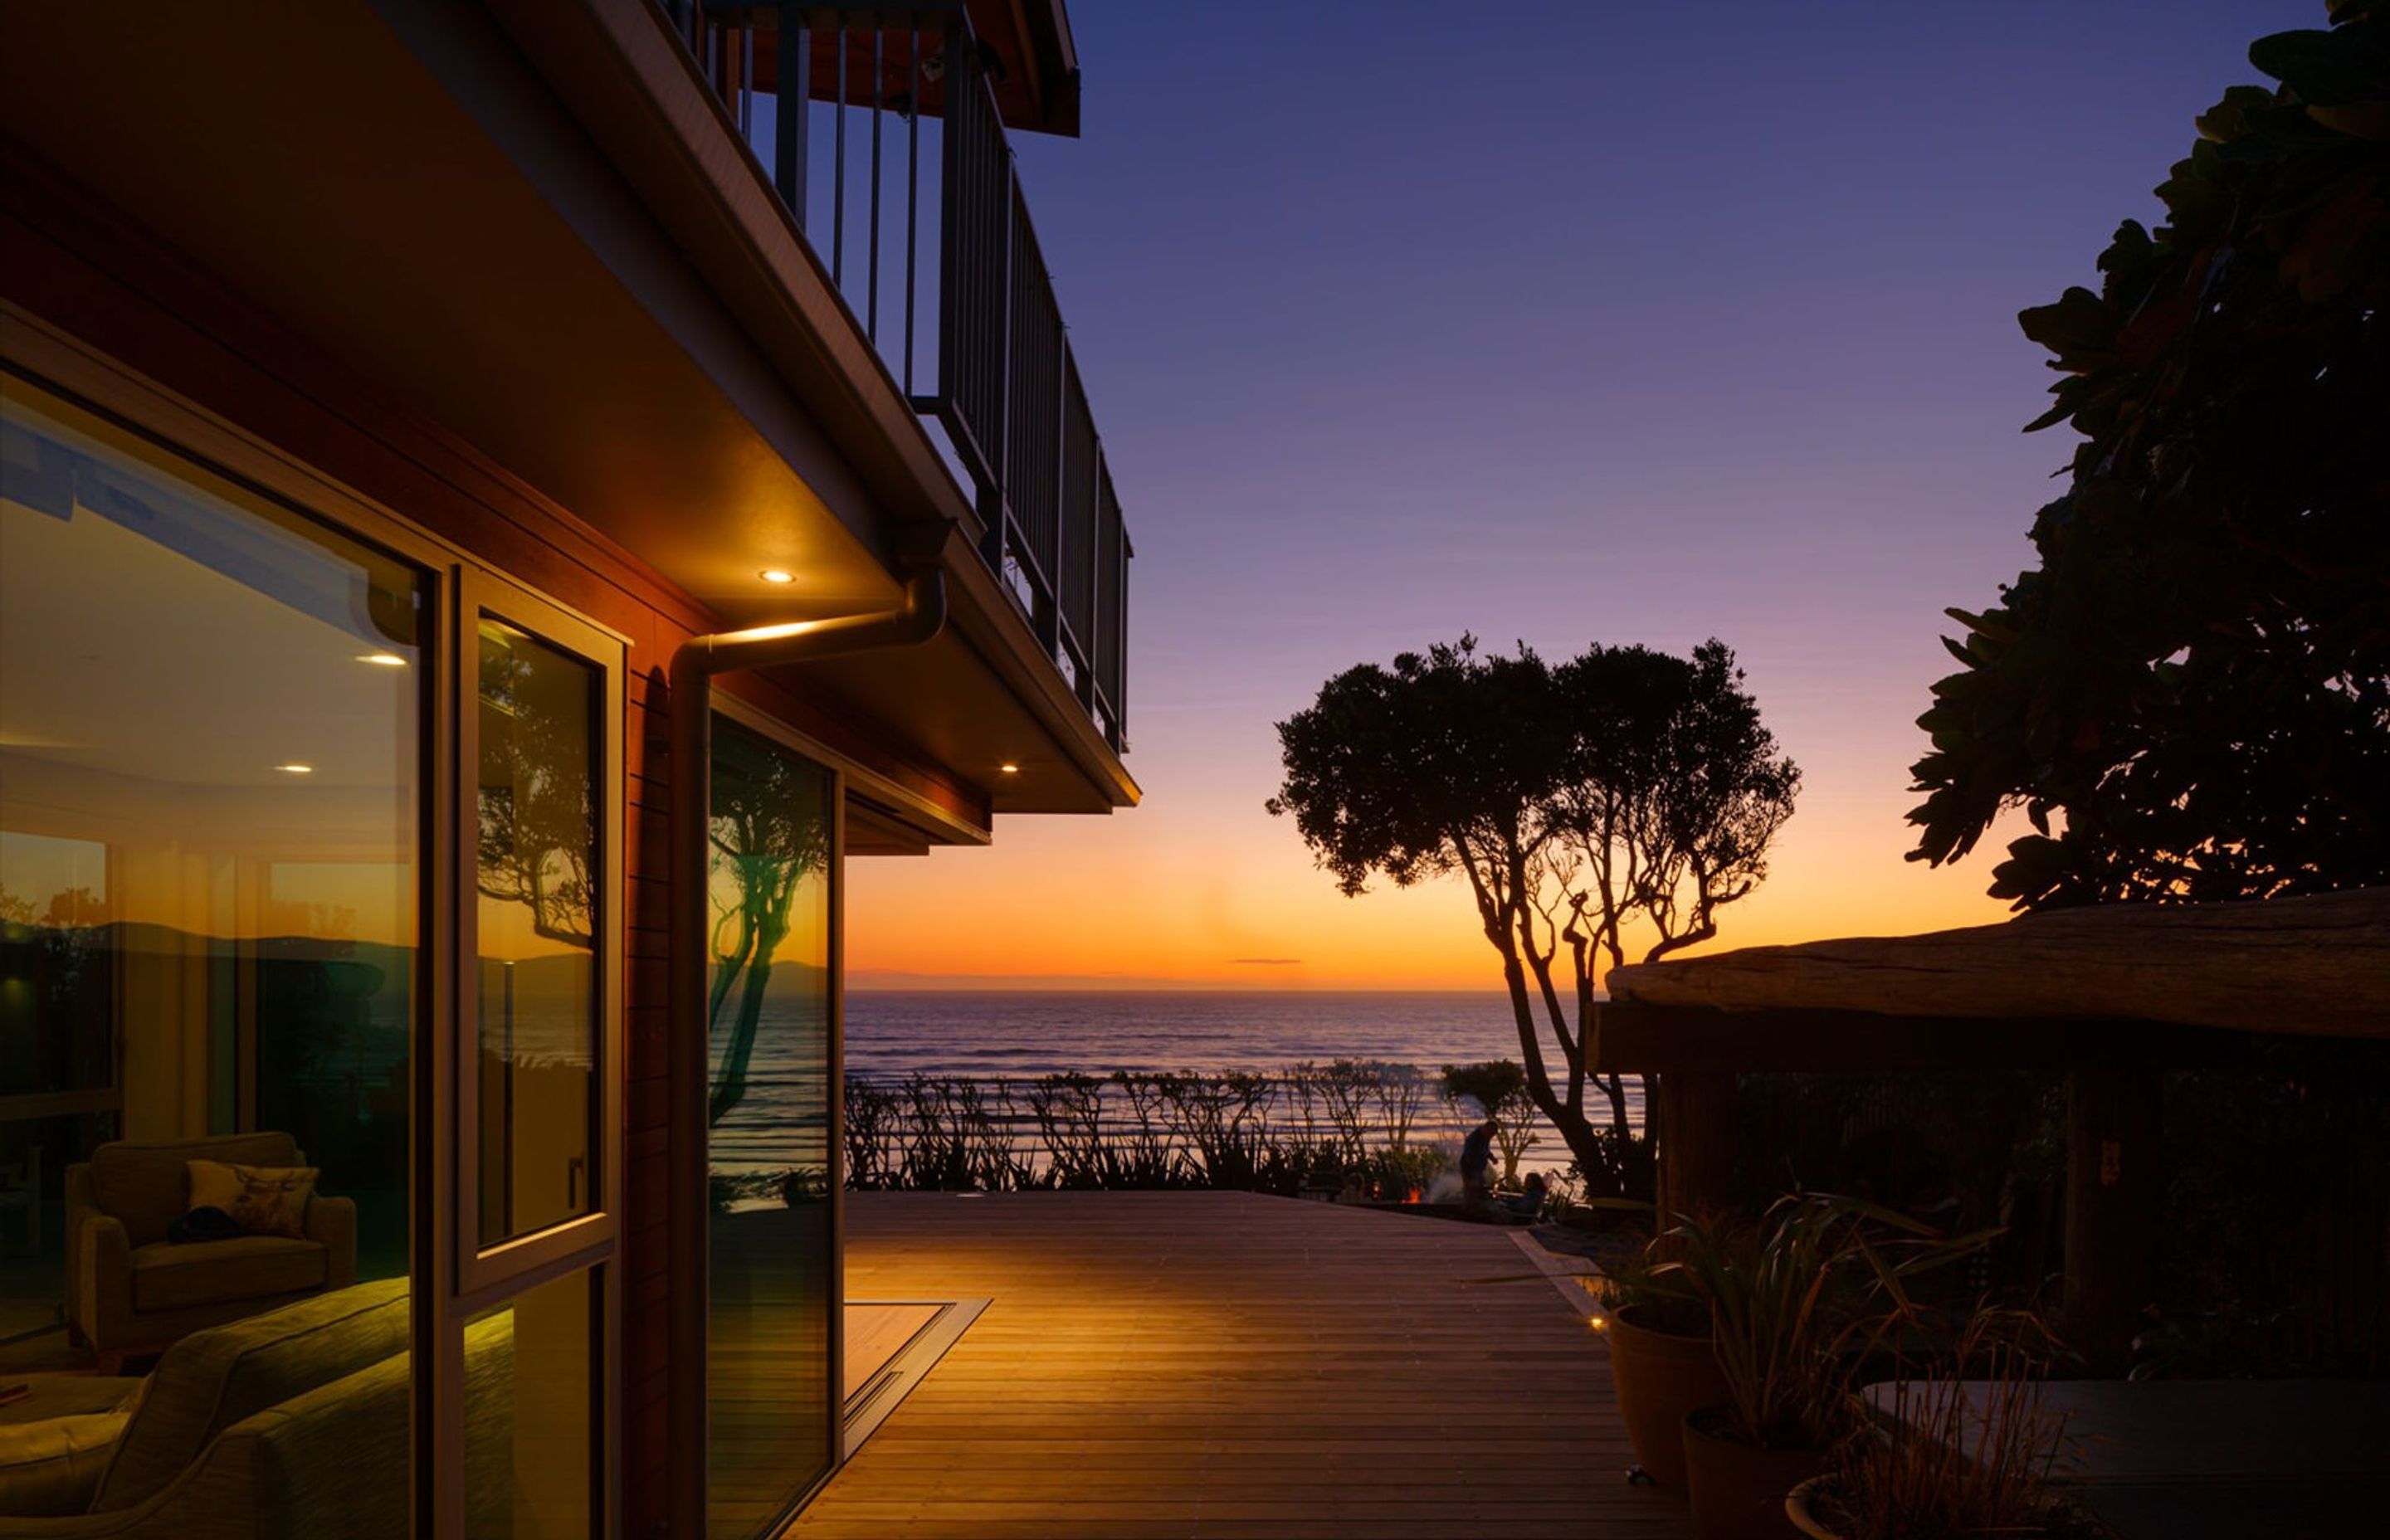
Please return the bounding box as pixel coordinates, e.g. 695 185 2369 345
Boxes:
846 0 2320 991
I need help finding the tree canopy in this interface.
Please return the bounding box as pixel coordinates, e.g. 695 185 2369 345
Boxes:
1909 4 2390 909
1271 636 1797 1196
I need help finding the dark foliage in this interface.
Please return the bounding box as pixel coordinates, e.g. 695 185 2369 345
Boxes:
841 1065 1457 1198
1910 6 2390 908
2143 1038 2390 1377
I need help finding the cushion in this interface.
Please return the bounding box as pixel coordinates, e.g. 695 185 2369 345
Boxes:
186 1160 318 1239
0 1377 144 1421
92 1277 409 1513
129 1235 326 1313
90 1134 299 1248
0 1409 129 1517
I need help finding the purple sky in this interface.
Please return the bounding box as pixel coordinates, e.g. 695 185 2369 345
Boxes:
851 1 2321 987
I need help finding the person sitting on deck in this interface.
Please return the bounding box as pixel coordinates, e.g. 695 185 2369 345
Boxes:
1460 1118 1497 1204
1503 1172 1549 1220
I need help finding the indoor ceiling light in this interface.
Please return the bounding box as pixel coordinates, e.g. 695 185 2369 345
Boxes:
355 652 408 667
274 763 315 775
759 568 796 584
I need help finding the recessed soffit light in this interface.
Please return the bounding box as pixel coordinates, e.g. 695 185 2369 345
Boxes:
274 763 315 775
759 568 796 584
356 652 408 667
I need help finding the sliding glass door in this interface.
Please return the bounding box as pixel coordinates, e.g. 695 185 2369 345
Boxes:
3 353 623 1538
705 711 838 1538
1 373 422 1518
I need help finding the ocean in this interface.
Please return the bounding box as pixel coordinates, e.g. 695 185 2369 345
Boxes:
845 988 1540 1079
709 988 1643 1176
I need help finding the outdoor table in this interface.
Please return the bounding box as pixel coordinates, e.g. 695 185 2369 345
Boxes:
1867 1378 2390 1539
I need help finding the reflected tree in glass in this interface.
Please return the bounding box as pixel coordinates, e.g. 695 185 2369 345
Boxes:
474 619 598 1245
705 720 834 1536
706 744 827 1129
476 630 596 951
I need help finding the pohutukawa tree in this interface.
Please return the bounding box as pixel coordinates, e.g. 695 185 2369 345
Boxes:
1270 636 1799 1197
1909 2 2390 909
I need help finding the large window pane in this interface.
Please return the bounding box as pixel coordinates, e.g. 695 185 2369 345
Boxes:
705 716 834 1538
466 1266 598 1538
1 382 417 1524
474 618 598 1247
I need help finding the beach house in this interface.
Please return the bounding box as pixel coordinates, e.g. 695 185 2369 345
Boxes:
0 2 1130 1533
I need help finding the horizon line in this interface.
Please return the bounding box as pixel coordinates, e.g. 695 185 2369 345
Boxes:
846 970 1525 994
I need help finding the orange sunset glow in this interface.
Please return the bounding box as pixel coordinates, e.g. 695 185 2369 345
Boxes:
848 705 2021 989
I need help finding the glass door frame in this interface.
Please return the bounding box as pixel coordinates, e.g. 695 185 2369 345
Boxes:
5 324 443 1530
429 565 625 1538
447 568 623 1293
702 691 847 1529
2 319 626 1539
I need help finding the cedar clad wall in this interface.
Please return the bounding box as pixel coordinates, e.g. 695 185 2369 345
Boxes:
2 155 971 1538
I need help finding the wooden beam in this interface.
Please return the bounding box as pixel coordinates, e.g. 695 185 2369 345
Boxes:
1607 888 2390 1040
1593 1004 2239 1075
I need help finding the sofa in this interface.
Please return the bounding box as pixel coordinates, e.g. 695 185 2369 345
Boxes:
65 1135 356 1372
0 1279 515 1538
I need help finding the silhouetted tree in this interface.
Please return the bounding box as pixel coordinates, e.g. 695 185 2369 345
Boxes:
1910 4 2390 909
1270 636 1797 1196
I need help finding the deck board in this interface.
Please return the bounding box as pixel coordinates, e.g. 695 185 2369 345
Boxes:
844 1302 942 1401
790 1192 1687 1539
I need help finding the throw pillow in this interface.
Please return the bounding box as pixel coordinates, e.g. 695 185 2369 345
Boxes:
186 1159 318 1239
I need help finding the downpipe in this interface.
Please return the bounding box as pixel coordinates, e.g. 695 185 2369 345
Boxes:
666 529 950 1538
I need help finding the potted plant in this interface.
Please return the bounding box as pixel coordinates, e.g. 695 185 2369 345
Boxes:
1784 1304 2086 1540
1659 1193 1983 1540
1593 1235 1727 1489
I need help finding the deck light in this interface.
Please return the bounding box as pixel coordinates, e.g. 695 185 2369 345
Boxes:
273 763 315 775
1588 1313 1607 1331
355 652 408 667
758 568 796 584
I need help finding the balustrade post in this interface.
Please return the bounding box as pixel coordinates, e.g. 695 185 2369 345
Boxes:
774 12 807 225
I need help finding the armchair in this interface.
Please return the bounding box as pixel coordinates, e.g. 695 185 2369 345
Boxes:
64 1134 356 1372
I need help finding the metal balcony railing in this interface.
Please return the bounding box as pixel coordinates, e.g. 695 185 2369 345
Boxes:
657 2 1129 753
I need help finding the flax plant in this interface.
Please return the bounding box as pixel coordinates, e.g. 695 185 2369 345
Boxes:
1818 1304 2075 1540
1658 1192 1992 1450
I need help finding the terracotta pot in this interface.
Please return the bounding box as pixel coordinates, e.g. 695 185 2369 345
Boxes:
1680 1409 1827 1540
1601 1304 1728 1489
1783 1475 1844 1540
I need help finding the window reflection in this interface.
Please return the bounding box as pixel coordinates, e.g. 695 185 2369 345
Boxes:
705 717 834 1538
1 383 418 1528
475 618 598 1247
466 1266 598 1538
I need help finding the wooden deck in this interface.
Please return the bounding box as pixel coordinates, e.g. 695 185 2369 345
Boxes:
791 1192 1688 1540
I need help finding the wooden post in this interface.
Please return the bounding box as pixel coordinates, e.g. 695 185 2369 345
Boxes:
1655 1071 1735 1222
2063 1067 2163 1371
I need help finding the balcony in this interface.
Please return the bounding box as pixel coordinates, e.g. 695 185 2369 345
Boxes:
655 2 1129 754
